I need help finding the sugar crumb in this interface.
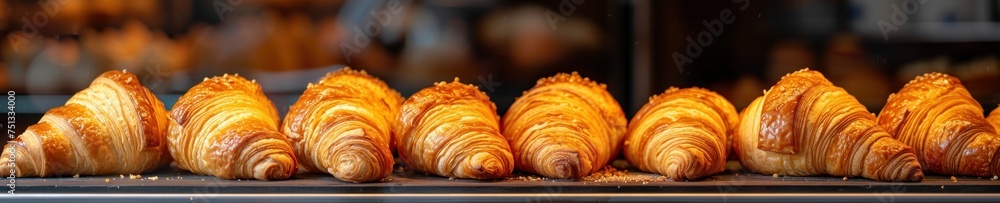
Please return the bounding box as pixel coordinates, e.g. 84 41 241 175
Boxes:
580 166 667 183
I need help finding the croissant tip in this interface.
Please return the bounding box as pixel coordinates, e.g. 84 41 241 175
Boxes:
465 152 511 179
251 153 297 181
910 172 925 182
0 159 9 177
545 150 584 179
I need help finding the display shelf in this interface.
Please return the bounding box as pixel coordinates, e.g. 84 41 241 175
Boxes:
7 161 1000 203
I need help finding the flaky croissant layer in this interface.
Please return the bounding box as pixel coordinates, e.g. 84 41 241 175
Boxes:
395 79 514 179
735 69 923 181
878 73 1000 177
625 87 738 180
169 74 297 180
282 68 401 183
1 70 172 177
502 72 627 179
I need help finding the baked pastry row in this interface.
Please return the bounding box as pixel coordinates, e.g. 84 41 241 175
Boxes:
3 68 998 182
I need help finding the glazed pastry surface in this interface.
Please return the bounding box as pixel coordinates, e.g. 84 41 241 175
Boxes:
625 87 738 180
735 69 923 181
283 68 401 182
878 73 1000 177
502 72 627 179
1 70 172 177
395 79 514 179
169 74 297 180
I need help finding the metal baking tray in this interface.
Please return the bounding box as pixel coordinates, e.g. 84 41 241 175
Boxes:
6 160 1000 203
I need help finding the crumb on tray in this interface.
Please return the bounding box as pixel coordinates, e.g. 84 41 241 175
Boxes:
579 165 667 183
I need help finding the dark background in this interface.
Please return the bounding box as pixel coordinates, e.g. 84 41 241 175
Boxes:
3 0 1000 143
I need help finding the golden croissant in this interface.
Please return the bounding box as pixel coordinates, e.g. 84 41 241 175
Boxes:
624 87 738 180
1 70 172 177
877 73 1000 177
502 72 627 179
989 106 1000 132
394 79 514 179
735 69 923 181
169 74 297 180
282 68 402 183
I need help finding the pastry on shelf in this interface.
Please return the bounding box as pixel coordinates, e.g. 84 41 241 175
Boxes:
501 72 627 179
735 68 923 181
282 68 402 183
168 74 297 180
625 87 738 180
394 79 514 179
1 70 171 177
878 73 1000 177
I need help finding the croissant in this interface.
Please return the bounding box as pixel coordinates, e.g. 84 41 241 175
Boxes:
624 87 738 180
282 68 402 183
394 79 514 179
501 72 627 179
1 70 171 177
169 74 297 180
735 69 923 181
877 73 1000 177
989 106 1000 131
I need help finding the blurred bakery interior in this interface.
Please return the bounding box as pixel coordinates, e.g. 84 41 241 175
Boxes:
2 0 999 140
